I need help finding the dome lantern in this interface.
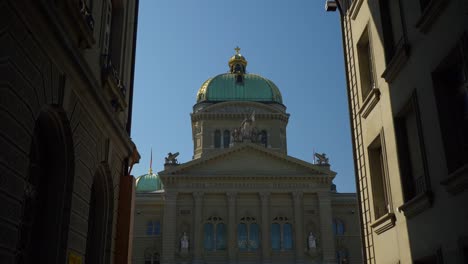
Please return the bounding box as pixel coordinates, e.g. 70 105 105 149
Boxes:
228 46 247 75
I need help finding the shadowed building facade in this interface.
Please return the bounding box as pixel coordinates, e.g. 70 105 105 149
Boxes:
326 0 468 263
0 0 139 263
132 50 362 264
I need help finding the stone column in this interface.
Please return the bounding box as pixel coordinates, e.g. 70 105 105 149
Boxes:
227 192 237 264
318 191 336 264
292 191 304 264
259 192 271 264
161 191 178 264
193 192 204 264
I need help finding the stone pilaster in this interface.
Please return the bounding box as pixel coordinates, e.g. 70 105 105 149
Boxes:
318 191 336 264
292 191 304 264
161 191 178 264
227 192 237 264
192 192 204 264
260 192 271 264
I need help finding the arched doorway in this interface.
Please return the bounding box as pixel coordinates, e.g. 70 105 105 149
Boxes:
16 106 74 264
85 165 114 264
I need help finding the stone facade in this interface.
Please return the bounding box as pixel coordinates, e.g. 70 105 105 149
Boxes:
327 0 468 263
132 53 361 264
0 0 139 263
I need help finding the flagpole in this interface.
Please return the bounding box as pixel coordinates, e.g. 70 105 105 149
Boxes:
149 148 153 174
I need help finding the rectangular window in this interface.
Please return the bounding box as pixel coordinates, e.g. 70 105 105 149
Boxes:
395 93 428 202
357 27 375 99
368 133 390 220
432 37 468 174
379 0 405 63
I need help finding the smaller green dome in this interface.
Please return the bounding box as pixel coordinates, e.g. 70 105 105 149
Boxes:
135 173 163 192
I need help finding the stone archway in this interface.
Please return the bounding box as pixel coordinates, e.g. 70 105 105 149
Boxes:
85 164 114 264
16 106 75 264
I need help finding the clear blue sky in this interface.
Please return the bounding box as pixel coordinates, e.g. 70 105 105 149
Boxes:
131 0 356 192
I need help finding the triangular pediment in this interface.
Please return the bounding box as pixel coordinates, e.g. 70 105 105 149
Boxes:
159 143 335 178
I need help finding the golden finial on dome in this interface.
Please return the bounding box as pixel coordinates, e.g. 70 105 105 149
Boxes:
229 46 247 73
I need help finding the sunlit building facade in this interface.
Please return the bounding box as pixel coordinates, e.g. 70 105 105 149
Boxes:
327 0 468 263
132 51 362 264
0 0 139 263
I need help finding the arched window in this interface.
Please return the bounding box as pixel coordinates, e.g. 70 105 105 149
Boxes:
238 223 248 251
238 217 259 251
216 223 226 250
271 223 281 251
214 130 221 148
145 253 159 264
271 216 293 251
283 223 293 250
223 130 230 148
336 249 348 263
204 216 225 251
333 219 345 235
260 130 268 147
204 223 214 251
144 250 159 264
249 223 260 250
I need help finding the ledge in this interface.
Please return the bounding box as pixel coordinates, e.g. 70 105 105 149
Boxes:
398 191 433 219
103 69 127 112
370 212 396 235
415 0 450 34
382 43 411 83
349 0 364 20
441 164 468 195
64 0 96 49
358 88 380 119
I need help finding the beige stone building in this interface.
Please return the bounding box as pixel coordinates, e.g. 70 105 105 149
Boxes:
132 51 362 264
0 0 139 263
326 0 468 263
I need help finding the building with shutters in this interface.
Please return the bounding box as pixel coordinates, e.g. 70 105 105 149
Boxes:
132 50 362 264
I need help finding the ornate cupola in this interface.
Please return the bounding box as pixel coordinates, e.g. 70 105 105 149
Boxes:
229 47 247 82
191 48 290 159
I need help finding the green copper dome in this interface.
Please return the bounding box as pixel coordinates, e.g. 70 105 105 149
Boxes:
135 172 163 192
196 48 283 104
196 73 283 104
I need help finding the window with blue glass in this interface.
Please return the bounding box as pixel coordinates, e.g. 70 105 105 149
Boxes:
283 223 293 250
238 217 259 251
146 221 153 236
146 220 161 236
154 221 161 235
223 130 230 148
271 223 281 251
238 223 248 251
271 216 293 251
333 219 345 235
214 130 221 148
336 249 348 263
204 223 214 251
216 223 226 250
204 216 225 252
260 130 268 147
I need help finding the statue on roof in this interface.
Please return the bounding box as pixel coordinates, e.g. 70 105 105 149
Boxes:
315 153 329 165
240 111 256 140
165 152 179 165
